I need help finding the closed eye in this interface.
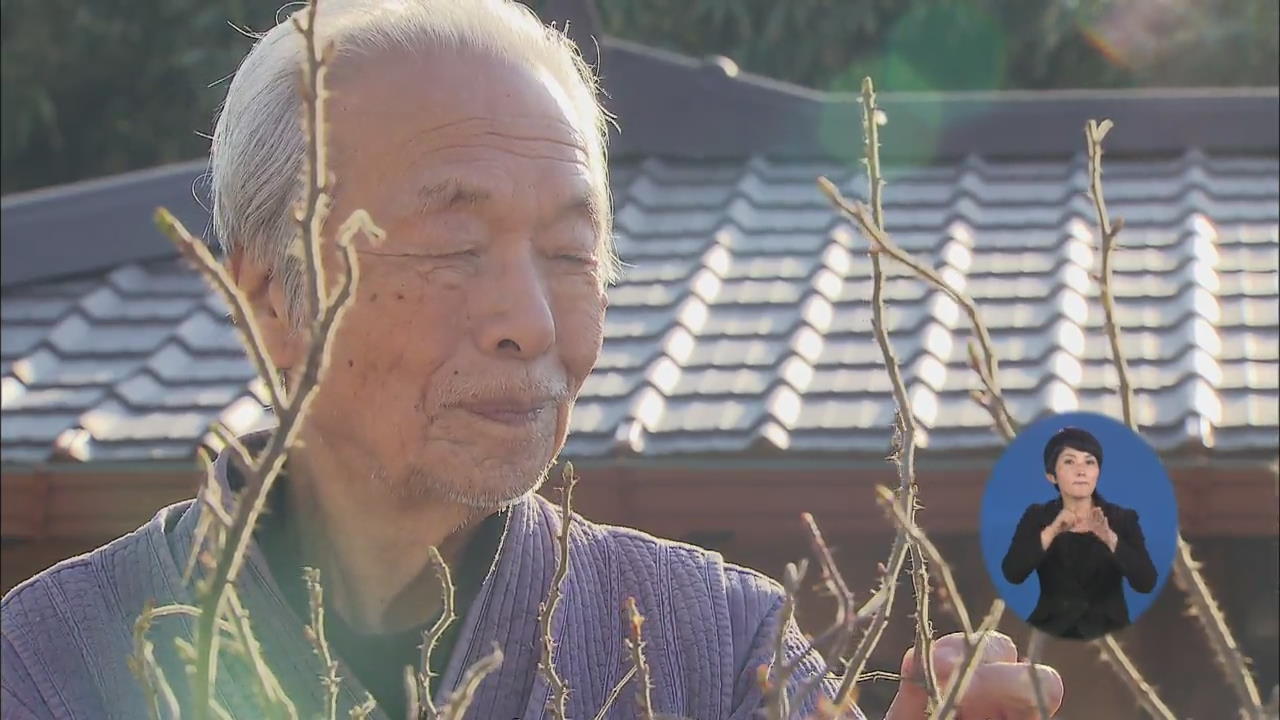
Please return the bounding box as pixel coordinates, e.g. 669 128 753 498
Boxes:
428 249 481 260
550 252 598 267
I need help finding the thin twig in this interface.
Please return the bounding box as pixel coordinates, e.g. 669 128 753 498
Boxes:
783 588 888 714
934 600 1005 720
789 516 858 711
539 463 578 720
765 560 808 719
1025 629 1050 720
1086 118 1262 719
302 568 340 720
178 3 371 713
1171 540 1264 717
831 77 940 712
153 212 285 414
348 695 377 720
1095 635 1177 720
801 513 855 643
1085 119 1135 428
860 80 939 711
872 485 973 638
833 530 910 711
438 643 504 720
815 179 1017 440
289 0 333 323
225 588 297 720
183 449 231 586
591 667 638 720
128 600 182 720
624 597 657 720
412 546 456 719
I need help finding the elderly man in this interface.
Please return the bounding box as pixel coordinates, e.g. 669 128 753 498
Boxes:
1 1 1064 718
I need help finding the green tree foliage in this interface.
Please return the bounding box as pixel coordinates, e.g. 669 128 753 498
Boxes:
2 0 1276 194
1 0 279 195
597 0 1279 93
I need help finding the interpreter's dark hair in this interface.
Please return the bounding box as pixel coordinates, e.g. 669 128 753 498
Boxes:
1043 426 1103 475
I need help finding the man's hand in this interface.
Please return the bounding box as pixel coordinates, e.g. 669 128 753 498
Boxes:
1085 506 1118 551
885 631 1065 720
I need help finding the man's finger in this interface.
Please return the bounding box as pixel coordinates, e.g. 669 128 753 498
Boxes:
959 660 1065 719
899 630 1019 681
887 654 1064 720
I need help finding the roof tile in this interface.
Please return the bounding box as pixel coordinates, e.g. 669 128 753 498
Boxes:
4 151 1277 461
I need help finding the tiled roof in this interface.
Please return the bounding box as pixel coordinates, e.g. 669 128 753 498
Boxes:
3 150 1277 464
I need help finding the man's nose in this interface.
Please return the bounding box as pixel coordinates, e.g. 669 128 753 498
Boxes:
473 251 555 359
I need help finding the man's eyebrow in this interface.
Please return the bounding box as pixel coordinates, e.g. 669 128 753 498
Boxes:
416 179 492 215
414 179 603 230
549 192 604 231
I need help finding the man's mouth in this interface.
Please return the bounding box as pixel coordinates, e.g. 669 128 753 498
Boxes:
457 400 551 427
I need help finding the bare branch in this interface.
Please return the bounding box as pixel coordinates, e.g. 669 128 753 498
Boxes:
538 463 578 720
765 560 808 719
830 77 939 713
302 568 340 720
128 600 182 720
815 179 1017 441
289 0 332 322
801 514 855 657
789 516 858 711
624 597 657 720
934 600 1005 720
872 486 973 638
225 589 297 720
1171 539 1264 717
209 422 255 478
833 531 910 709
1095 635 1177 720
1086 118 1262 719
1085 118 1135 432
1024 629 1051 720
591 667 638 720
348 695 377 720
153 210 286 414
183 449 231 585
438 643 504 720
180 3 372 714
412 546 456 720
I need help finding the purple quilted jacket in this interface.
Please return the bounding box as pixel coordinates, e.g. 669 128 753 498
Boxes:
1 440 855 719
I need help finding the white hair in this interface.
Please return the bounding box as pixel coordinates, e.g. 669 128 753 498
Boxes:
209 0 617 331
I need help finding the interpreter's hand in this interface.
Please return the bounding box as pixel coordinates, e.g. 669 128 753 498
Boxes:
1048 508 1077 535
885 631 1065 720
1085 506 1118 551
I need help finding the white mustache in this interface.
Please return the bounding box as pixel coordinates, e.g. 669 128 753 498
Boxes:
431 367 571 408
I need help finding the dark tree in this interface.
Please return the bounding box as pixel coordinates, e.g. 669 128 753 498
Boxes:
2 0 1276 194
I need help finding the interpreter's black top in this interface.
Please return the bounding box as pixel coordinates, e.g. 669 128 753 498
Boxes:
1000 492 1157 640
237 463 507 720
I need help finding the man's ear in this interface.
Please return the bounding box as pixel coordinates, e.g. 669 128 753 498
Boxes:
228 249 307 375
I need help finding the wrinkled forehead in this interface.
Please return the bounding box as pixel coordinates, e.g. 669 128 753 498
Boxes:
324 45 605 208
327 44 595 154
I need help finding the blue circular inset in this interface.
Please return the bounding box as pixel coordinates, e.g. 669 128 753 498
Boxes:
979 411 1179 635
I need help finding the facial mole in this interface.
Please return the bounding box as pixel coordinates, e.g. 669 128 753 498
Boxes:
370 293 378 302
347 360 354 368
395 292 405 300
